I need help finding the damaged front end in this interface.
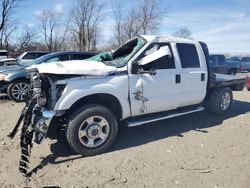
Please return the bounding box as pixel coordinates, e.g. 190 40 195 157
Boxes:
8 68 57 176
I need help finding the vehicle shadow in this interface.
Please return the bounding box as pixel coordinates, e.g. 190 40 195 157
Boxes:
0 94 10 101
27 99 250 177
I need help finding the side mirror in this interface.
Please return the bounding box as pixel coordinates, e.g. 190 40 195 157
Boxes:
140 46 172 66
132 61 157 75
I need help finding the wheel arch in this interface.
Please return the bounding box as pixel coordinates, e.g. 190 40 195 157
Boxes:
65 93 123 120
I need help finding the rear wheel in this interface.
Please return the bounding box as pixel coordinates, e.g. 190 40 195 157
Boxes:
7 79 30 102
66 104 118 156
209 87 233 115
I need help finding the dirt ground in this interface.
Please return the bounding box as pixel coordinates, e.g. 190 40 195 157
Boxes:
0 90 250 188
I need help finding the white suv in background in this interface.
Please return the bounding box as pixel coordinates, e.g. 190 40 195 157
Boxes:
0 50 8 60
0 51 49 66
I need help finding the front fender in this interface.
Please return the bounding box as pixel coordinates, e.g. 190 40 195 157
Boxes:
54 75 131 119
5 71 27 82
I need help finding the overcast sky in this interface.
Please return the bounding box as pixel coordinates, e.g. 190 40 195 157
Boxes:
14 0 250 53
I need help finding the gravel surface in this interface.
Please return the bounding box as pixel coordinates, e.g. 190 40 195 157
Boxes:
0 90 249 188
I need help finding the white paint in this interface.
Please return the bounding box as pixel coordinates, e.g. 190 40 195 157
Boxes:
29 60 117 76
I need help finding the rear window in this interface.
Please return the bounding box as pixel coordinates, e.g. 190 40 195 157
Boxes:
177 43 200 68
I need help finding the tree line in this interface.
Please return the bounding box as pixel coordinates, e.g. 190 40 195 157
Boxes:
0 0 192 55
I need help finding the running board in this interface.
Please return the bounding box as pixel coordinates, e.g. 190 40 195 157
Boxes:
127 106 205 127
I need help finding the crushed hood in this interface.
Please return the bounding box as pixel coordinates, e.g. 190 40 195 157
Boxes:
27 60 118 76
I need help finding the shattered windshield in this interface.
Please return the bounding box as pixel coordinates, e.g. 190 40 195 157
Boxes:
87 37 146 67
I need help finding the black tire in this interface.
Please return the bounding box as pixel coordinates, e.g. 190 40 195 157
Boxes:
7 79 30 102
247 88 250 91
209 87 233 115
66 104 118 156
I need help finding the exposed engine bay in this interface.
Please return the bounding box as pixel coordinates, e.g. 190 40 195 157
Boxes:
7 68 79 176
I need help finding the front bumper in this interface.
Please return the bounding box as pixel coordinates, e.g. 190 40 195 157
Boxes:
0 80 8 93
33 107 56 144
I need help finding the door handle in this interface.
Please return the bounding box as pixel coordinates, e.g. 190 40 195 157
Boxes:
176 74 181 84
201 73 205 81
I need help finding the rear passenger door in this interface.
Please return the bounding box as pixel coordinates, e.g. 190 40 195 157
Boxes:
176 43 207 107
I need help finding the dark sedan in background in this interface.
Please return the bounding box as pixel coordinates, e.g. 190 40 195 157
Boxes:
0 51 96 102
209 54 242 75
240 57 250 72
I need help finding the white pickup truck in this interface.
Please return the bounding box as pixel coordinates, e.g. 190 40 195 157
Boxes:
9 35 246 175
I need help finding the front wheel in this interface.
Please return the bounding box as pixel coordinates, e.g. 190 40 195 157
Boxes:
66 104 118 156
209 87 233 115
7 79 30 102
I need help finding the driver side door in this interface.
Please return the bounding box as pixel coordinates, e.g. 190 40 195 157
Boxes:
129 43 181 117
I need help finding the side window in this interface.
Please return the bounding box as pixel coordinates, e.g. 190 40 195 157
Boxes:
46 57 60 63
217 55 226 63
23 53 37 60
209 56 216 64
71 54 88 60
59 54 70 61
139 43 175 70
177 43 200 68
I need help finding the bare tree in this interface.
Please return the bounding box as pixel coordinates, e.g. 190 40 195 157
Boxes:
0 0 22 48
17 27 37 52
0 22 16 50
71 0 103 51
139 0 163 34
39 10 68 52
173 27 193 39
112 0 164 46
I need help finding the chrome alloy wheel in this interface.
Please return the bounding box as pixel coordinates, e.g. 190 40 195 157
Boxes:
11 82 30 101
221 92 231 111
78 116 110 148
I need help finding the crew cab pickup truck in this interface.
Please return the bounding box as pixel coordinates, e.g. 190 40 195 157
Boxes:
9 35 246 175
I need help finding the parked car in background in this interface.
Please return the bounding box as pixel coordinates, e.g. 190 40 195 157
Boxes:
209 54 241 75
0 50 8 60
227 56 242 63
0 51 49 66
0 51 97 102
240 57 250 72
